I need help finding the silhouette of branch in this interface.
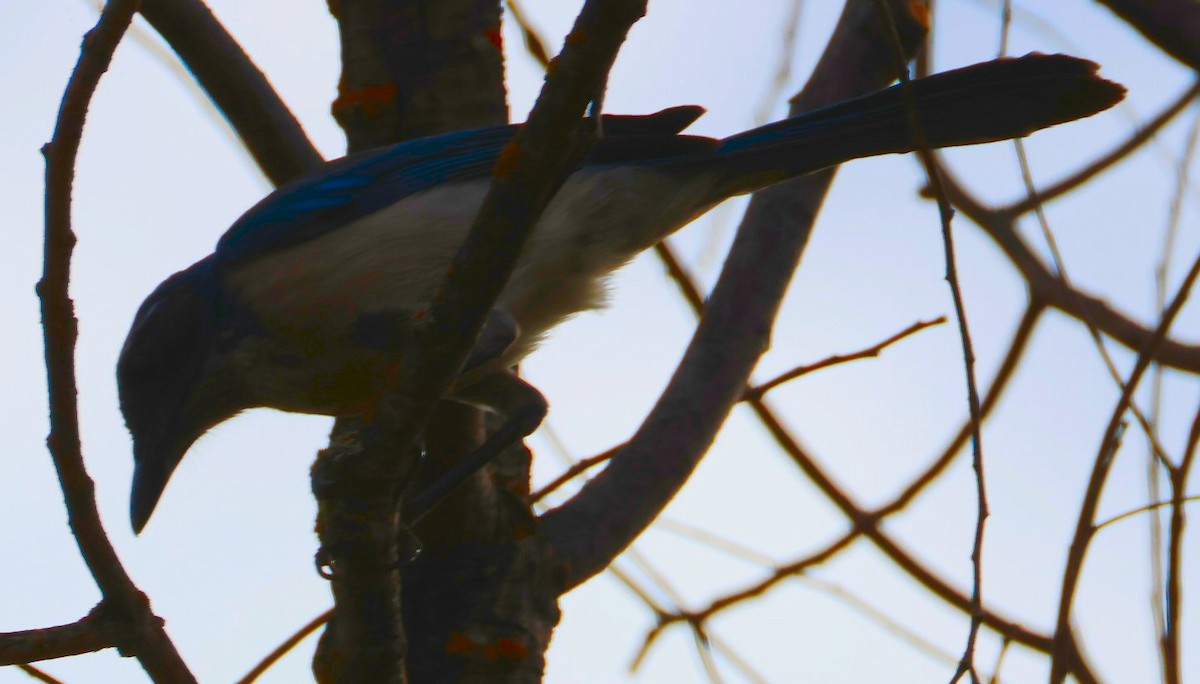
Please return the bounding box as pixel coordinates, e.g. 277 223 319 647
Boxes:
236 609 332 684
648 124 1088 680
14 665 63 684
937 165 1200 372
38 1 195 680
746 317 946 399
1160 401 1200 684
138 0 324 184
540 0 931 593
882 301 1044 514
1050 235 1200 682
504 0 551 68
0 609 117 665
527 447 620 504
874 5 990 676
1005 80 1200 217
1094 495 1200 531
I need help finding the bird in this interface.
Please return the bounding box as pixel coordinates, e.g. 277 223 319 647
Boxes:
118 53 1124 532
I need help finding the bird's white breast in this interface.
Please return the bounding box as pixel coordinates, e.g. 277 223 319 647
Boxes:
224 166 717 363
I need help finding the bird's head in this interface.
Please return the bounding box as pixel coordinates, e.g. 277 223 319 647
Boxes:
118 259 251 532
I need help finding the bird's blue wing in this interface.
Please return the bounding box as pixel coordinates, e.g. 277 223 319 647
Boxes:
214 107 712 268
215 125 519 267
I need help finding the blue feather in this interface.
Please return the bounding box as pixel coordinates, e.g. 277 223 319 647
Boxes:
213 107 710 269
215 126 518 267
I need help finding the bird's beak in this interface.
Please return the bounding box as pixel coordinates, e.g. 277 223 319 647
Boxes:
129 432 188 534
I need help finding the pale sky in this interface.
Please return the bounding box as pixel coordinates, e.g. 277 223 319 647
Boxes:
2 1 1198 682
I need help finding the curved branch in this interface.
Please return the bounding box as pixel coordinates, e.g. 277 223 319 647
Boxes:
1005 79 1200 217
939 167 1200 373
40 1 195 680
138 0 324 184
1050 229 1200 683
0 610 117 666
538 0 931 591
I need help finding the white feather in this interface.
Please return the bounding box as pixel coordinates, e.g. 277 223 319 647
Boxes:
225 166 718 364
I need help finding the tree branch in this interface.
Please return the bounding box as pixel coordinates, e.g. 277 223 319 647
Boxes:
538 0 931 591
0 609 117 666
937 166 1200 373
1049 229 1200 683
39 0 194 680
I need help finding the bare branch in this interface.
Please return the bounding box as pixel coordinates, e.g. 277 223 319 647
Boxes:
39 1 194 679
1094 495 1200 531
744 399 1098 681
883 301 1044 514
746 317 946 398
14 665 64 684
1050 236 1200 682
527 447 620 505
0 609 117 666
505 0 551 69
539 0 931 593
1006 79 1200 217
236 609 332 684
937 164 1200 373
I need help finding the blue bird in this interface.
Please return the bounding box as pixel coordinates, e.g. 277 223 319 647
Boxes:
119 54 1123 532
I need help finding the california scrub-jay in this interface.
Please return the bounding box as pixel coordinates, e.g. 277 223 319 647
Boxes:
119 54 1123 532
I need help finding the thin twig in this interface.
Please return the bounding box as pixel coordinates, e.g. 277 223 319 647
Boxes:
504 0 551 68
987 638 1012 684
1162 399 1200 684
704 632 771 684
746 317 946 398
1094 495 1200 532
1156 108 1200 684
15 665 64 684
690 626 725 684
540 0 933 590
0 608 117 666
873 3 988 680
653 518 776 567
236 609 333 684
1005 80 1200 217
527 446 621 504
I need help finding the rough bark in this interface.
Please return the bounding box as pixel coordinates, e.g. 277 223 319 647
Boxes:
315 1 562 681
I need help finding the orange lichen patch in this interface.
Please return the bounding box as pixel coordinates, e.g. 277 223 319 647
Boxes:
445 631 476 655
493 638 529 661
494 141 523 178
484 26 503 51
332 82 399 118
444 632 529 662
908 1 931 28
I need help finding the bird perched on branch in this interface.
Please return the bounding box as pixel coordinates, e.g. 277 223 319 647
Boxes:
119 53 1123 532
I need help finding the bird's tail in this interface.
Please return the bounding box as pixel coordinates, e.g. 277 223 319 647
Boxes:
705 53 1124 198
